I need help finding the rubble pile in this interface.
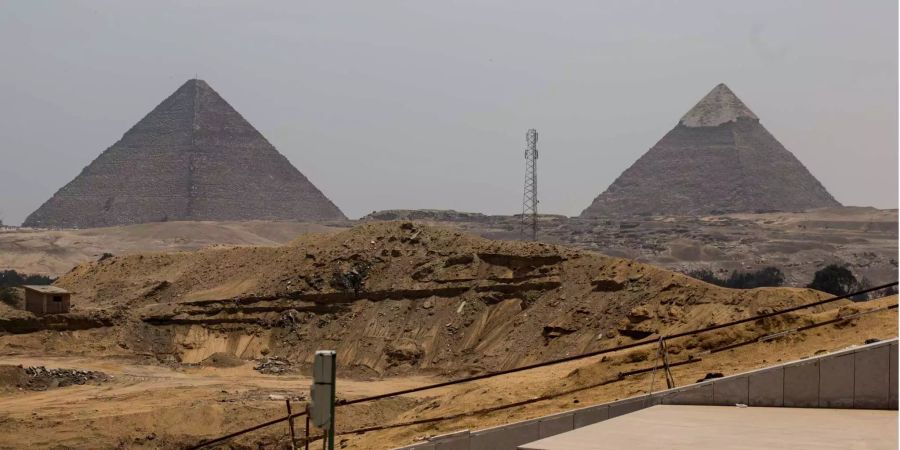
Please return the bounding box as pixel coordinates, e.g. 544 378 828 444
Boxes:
19 365 108 390
253 356 298 375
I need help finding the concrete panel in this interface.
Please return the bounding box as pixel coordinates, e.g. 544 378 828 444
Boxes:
608 397 649 418
394 443 435 450
712 376 749 406
435 439 468 450
820 352 855 408
538 412 573 438
890 343 898 409
662 383 713 405
516 404 898 450
854 345 891 409
430 430 470 450
644 393 663 407
471 419 539 450
748 367 783 407
573 405 609 428
784 359 819 407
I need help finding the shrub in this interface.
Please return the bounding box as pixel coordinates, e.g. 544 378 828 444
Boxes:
0 287 20 308
687 269 720 285
0 270 55 309
726 267 785 289
687 267 785 289
869 284 899 299
806 264 860 297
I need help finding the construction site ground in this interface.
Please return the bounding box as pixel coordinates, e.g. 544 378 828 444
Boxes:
3 207 896 289
0 222 896 449
0 296 894 450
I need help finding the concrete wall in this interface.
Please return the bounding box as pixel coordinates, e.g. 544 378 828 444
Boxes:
392 339 898 450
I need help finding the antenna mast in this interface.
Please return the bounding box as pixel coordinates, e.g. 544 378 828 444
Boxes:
522 129 539 240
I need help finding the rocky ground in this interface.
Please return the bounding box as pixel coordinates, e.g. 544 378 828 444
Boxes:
32 221 837 376
365 206 898 287
0 365 108 392
0 220 895 449
2 207 894 290
0 220 345 276
0 296 894 449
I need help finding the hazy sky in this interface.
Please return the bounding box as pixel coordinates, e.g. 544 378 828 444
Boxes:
1 1 896 225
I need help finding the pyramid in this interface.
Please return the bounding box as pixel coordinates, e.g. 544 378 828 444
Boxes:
24 79 346 228
580 83 840 218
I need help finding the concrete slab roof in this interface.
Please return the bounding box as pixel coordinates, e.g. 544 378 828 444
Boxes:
519 405 898 450
21 285 70 294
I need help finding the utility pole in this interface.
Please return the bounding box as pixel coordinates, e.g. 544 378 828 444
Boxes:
522 129 539 241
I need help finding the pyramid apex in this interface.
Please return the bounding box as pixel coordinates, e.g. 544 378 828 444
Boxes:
679 83 758 127
174 78 214 91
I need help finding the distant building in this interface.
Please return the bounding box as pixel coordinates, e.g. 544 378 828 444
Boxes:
22 285 71 315
580 83 840 218
23 79 346 229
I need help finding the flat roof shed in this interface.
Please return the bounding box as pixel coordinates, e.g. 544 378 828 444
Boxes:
22 285 71 315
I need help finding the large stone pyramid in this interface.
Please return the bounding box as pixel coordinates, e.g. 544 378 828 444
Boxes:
25 79 346 228
580 84 840 218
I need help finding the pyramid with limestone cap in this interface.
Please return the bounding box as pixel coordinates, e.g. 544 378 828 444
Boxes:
24 79 346 228
679 83 758 127
580 83 840 217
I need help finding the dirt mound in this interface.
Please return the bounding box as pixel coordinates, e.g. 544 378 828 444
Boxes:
43 222 835 377
200 352 245 368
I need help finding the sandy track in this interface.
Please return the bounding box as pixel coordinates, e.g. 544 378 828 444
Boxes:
0 354 435 449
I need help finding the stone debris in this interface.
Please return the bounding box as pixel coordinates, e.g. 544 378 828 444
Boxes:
20 365 108 391
253 356 298 375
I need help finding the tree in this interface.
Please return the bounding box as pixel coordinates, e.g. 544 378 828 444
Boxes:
0 287 19 308
687 267 785 289
0 270 54 288
0 270 54 309
687 269 720 285
807 265 859 297
0 270 24 287
725 267 785 289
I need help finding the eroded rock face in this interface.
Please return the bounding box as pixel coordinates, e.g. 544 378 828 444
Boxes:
24 79 346 228
581 83 840 218
53 222 830 376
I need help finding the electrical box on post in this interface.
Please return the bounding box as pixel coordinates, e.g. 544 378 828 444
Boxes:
309 350 336 429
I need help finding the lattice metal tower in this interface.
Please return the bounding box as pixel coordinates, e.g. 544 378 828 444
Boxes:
522 129 539 240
